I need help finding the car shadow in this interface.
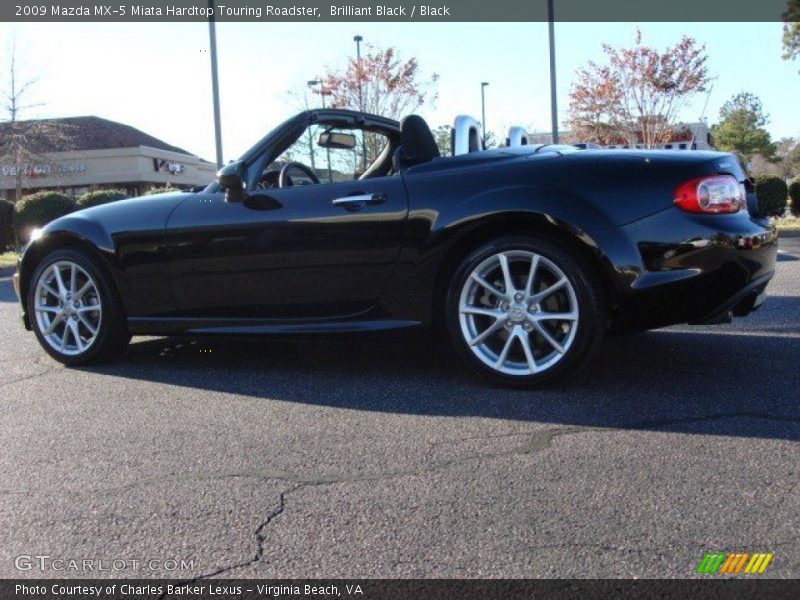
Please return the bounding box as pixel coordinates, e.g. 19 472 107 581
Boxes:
79 296 800 443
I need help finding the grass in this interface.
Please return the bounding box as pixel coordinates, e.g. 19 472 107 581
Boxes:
0 251 18 268
773 216 800 232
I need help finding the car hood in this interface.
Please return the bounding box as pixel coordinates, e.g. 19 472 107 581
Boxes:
70 191 188 222
32 192 193 256
40 191 188 236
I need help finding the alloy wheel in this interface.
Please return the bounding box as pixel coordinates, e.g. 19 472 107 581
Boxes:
33 261 103 356
458 250 579 376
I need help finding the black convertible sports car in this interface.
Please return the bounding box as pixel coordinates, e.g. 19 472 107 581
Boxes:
13 109 778 386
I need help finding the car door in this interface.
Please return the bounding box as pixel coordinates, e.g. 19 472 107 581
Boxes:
165 174 408 319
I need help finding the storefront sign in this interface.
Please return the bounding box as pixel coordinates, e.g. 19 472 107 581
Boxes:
1 163 87 177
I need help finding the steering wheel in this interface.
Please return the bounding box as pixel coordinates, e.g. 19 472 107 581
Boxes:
278 162 320 188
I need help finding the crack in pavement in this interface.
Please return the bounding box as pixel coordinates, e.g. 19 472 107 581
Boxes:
156 489 292 597
1 426 582 496
3 410 799 497
0 366 61 389
0 355 62 390
425 409 800 454
5 410 800 582
0 354 42 364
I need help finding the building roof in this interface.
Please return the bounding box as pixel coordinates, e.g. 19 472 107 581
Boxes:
0 116 196 156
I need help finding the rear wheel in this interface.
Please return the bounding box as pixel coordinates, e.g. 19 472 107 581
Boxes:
445 236 605 387
28 248 130 365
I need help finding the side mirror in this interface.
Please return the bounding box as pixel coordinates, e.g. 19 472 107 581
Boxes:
318 131 357 150
217 161 245 202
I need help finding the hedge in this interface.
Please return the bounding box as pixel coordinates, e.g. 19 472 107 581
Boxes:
0 199 14 251
143 184 180 196
789 180 800 218
14 192 76 243
76 189 128 209
753 175 788 218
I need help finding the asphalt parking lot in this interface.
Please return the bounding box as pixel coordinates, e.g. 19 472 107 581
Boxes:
1 237 798 580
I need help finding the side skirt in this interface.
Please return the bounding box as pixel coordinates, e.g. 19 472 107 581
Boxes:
127 316 422 336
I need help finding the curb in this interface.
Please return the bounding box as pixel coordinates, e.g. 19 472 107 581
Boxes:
778 229 800 238
0 266 15 278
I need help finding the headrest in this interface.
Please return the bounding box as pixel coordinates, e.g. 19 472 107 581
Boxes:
400 115 440 163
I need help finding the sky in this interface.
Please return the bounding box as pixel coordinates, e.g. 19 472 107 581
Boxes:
1 21 798 163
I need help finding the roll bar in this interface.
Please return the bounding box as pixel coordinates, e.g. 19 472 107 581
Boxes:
451 115 483 156
506 126 529 147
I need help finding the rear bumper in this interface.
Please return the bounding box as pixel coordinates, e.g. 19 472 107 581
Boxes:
593 209 778 330
688 270 772 325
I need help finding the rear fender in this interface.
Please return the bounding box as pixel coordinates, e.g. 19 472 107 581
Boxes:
432 184 616 238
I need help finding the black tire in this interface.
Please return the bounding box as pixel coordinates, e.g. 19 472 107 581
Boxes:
27 248 130 366
444 235 605 387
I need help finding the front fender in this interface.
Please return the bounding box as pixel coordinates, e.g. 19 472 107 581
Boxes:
40 214 116 253
18 206 176 317
18 215 117 308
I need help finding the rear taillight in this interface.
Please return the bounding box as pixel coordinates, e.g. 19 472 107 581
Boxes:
673 174 745 214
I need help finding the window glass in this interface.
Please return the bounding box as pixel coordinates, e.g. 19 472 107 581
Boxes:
259 126 390 189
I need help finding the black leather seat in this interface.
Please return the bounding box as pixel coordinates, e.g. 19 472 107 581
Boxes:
392 115 440 172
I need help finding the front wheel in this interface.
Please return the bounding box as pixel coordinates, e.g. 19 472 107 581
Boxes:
27 248 130 365
445 236 605 387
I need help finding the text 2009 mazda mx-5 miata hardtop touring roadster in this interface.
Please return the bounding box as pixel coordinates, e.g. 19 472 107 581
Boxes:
13 109 778 386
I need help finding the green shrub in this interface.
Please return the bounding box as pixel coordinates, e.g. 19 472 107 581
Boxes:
0 199 14 250
76 189 128 209
789 180 800 217
753 175 788 217
143 184 180 196
14 192 76 243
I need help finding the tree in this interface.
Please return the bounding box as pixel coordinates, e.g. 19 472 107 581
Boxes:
750 154 779 177
0 41 72 212
775 137 800 180
321 45 438 166
711 92 776 161
783 0 800 71
433 124 451 156
566 30 709 148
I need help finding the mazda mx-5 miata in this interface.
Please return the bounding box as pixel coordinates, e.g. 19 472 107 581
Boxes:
13 109 778 386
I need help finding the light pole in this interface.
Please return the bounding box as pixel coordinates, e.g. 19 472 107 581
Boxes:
307 79 327 109
481 82 489 147
547 0 559 144
208 0 224 168
354 34 366 172
303 92 315 170
308 79 332 181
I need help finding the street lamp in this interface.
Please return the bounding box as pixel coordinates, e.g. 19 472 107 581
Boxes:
307 79 328 108
303 91 316 170
354 34 366 172
547 0 559 144
481 82 489 147
308 79 332 181
208 0 223 168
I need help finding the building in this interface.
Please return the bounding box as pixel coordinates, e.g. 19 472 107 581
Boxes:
0 116 218 201
529 121 715 151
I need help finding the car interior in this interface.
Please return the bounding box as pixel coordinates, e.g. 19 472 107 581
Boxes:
254 113 533 190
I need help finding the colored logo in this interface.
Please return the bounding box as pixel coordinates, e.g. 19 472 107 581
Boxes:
696 552 773 574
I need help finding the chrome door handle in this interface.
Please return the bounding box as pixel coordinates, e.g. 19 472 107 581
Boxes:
332 193 386 207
